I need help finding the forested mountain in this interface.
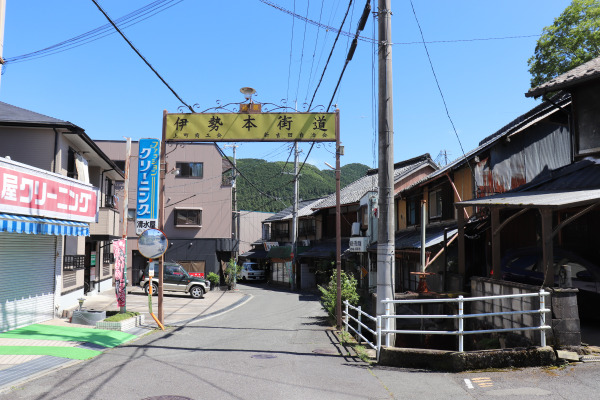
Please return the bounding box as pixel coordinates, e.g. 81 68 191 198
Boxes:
232 159 369 212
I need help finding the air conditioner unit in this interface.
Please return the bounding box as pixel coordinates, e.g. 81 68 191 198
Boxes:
351 222 360 236
301 240 310 246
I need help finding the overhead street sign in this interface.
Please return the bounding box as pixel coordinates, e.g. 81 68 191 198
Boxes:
164 112 337 142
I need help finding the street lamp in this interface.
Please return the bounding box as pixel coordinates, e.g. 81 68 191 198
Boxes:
240 87 256 102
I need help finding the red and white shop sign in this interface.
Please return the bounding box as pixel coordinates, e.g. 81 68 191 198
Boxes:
0 158 98 223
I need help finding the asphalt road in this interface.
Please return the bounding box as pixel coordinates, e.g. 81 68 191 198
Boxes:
2 283 600 399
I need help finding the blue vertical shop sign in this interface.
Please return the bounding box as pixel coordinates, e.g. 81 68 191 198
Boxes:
135 138 161 235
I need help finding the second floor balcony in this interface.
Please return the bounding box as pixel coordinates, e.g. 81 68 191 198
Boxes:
89 207 120 237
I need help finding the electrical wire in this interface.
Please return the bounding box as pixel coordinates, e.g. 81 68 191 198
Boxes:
409 0 474 178
286 0 297 105
90 0 194 113
294 0 311 105
297 0 370 180
258 0 540 47
303 0 326 104
5 0 184 64
307 0 354 110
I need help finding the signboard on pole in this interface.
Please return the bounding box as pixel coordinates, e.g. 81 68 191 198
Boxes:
165 112 337 142
135 138 161 235
349 237 368 252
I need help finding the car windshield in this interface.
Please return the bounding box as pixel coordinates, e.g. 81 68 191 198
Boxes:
245 264 262 271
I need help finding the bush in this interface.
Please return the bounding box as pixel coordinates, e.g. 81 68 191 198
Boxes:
206 272 220 287
224 258 242 288
104 311 140 322
318 270 359 318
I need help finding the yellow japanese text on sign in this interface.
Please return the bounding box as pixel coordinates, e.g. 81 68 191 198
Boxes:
165 112 337 142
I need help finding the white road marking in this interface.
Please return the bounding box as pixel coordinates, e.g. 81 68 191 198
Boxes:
464 379 474 389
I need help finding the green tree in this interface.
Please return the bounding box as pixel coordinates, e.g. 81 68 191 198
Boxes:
528 0 600 88
318 270 360 319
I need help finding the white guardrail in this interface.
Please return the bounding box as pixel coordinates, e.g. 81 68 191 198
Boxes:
343 290 551 359
343 301 378 351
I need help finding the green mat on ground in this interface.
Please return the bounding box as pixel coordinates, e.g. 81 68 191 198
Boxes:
0 346 101 360
0 324 136 348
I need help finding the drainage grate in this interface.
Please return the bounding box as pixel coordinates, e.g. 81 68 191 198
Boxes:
251 354 277 359
580 355 600 362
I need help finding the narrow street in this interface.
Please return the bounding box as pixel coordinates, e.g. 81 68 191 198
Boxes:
2 284 600 400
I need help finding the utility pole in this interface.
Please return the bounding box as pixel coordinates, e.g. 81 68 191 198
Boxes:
284 143 300 291
224 144 239 286
292 142 299 290
119 138 131 313
376 0 395 342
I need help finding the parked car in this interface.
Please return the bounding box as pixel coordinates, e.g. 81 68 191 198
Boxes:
501 247 600 318
140 262 209 299
240 262 265 281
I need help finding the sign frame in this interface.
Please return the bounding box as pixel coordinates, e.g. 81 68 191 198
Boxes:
135 138 161 235
164 111 338 143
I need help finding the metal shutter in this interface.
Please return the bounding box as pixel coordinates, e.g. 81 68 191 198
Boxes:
0 232 57 332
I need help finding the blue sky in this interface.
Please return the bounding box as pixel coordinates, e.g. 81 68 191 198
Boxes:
1 0 572 169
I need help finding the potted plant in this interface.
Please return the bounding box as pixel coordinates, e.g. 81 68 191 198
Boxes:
206 272 220 290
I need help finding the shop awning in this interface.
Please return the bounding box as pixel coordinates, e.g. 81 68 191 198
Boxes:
240 248 269 259
298 242 349 259
0 213 90 237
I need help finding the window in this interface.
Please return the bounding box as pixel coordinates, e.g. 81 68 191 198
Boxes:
429 189 443 219
299 219 316 236
176 162 203 178
175 208 202 227
67 148 78 179
407 196 420 226
127 208 136 220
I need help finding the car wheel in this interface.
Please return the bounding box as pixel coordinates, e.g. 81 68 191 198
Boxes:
190 285 205 299
145 282 158 296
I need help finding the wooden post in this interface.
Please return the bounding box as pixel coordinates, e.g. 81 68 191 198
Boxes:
541 209 554 287
491 208 501 279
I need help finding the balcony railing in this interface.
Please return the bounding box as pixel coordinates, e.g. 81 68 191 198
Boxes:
105 194 118 209
64 255 85 271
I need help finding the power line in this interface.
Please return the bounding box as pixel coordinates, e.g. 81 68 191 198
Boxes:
90 0 194 113
303 0 326 104
259 0 541 47
5 0 184 64
286 0 297 104
297 0 370 180
409 0 474 178
294 0 311 105
307 0 354 110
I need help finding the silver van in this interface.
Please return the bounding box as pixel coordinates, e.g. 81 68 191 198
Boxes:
240 262 265 281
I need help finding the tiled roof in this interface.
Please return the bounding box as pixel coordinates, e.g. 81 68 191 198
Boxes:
314 154 436 209
263 198 324 222
0 101 76 127
526 56 600 98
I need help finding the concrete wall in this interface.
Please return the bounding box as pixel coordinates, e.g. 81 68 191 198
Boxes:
471 277 581 347
471 277 544 344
